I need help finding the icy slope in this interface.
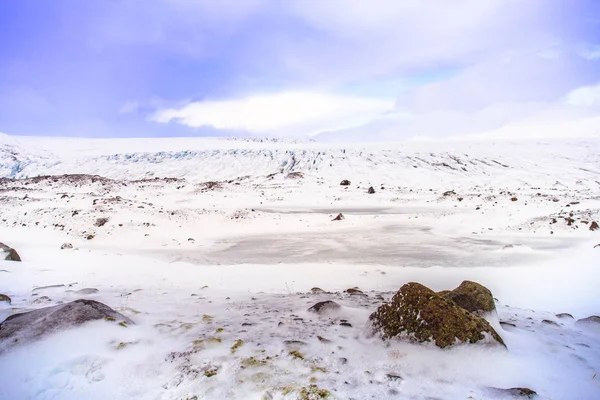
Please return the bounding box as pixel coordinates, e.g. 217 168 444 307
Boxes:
1 134 599 189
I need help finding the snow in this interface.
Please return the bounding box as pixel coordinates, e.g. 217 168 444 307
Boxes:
0 135 599 399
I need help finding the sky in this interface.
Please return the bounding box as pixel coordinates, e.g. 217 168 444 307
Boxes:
1 0 600 141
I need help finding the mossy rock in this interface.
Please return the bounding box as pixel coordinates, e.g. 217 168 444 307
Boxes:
443 280 496 314
369 282 505 348
0 294 11 304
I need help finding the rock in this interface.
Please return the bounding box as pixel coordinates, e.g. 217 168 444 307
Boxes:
488 387 537 398
86 234 95 240
443 190 456 196
339 322 352 327
542 319 560 327
556 313 574 319
95 217 109 227
0 299 133 352
332 213 345 221
344 287 364 295
436 290 451 297
188 238 195 242
307 301 341 314
0 294 11 304
442 280 496 314
61 243 74 250
340 180 351 186
576 316 600 325
367 186 375 194
590 221 599 231
369 282 505 348
286 172 304 179
310 287 326 294
0 243 21 262
75 288 99 295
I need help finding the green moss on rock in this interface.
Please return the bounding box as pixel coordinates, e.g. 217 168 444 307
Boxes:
369 282 505 348
443 280 496 314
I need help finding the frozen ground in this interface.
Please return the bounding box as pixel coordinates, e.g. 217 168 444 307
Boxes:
0 135 599 399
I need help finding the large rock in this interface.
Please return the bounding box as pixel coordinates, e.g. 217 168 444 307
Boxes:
0 299 133 352
576 316 600 326
308 301 341 314
369 282 505 348
0 243 21 262
443 281 496 314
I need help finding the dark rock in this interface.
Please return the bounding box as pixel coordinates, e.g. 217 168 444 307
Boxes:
308 301 341 314
443 190 456 196
0 294 11 304
369 282 505 348
86 234 95 240
340 322 352 327
317 335 331 343
286 172 304 179
590 221 599 231
576 316 600 325
500 321 517 328
310 287 326 294
367 186 375 194
340 180 351 186
0 243 21 262
345 288 366 296
61 243 74 250
95 217 109 227
556 313 574 319
332 213 345 221
442 280 496 314
386 373 403 381
542 319 560 327
488 387 537 398
0 299 133 352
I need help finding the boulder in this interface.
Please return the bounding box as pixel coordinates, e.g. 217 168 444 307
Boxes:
556 313 574 319
308 301 341 314
0 294 11 304
369 282 505 348
0 243 21 262
340 180 351 186
61 243 74 250
590 221 599 231
0 299 133 352
576 315 600 325
442 280 495 314
367 186 376 194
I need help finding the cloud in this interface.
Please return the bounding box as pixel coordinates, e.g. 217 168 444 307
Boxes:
151 92 393 136
565 82 600 106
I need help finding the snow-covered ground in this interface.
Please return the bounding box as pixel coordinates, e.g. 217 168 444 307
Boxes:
0 135 599 399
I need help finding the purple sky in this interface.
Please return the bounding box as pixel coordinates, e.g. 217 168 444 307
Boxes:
1 0 599 140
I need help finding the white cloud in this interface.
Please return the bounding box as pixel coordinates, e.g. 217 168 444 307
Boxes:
577 45 600 60
151 92 393 136
565 82 600 106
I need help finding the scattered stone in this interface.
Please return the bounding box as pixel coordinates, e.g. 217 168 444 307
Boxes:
86 234 95 240
339 322 352 327
95 217 109 227
367 186 375 194
443 190 456 196
386 373 403 381
511 197 518 201
369 282 505 348
344 288 365 296
0 299 133 352
590 221 599 231
317 335 331 343
340 180 351 186
556 313 574 319
188 238 195 242
285 172 304 179
442 280 496 314
0 243 21 262
308 301 341 314
500 321 517 328
310 287 326 294
61 243 74 250
488 387 537 398
0 294 11 304
332 213 345 221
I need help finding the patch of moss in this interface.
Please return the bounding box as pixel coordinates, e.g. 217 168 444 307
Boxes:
231 339 244 353
298 385 331 399
443 280 496 314
241 356 268 368
118 321 128 328
215 327 224 333
104 315 116 322
116 341 136 350
202 314 214 324
289 350 305 360
204 368 218 378
310 366 327 373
